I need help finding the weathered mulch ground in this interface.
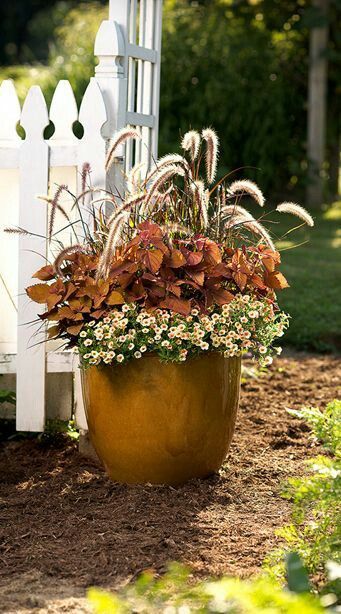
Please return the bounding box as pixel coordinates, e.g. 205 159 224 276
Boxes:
0 352 340 613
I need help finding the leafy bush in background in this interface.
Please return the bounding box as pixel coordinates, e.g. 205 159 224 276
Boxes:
88 560 328 613
266 399 341 582
0 389 15 405
0 0 339 199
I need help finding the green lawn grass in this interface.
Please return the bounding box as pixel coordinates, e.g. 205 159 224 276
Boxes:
274 201 341 352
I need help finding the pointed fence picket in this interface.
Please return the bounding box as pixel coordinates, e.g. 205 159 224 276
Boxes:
0 0 163 432
17 86 49 431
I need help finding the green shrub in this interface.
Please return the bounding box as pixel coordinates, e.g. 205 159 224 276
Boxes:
265 400 341 581
88 561 326 613
0 389 15 405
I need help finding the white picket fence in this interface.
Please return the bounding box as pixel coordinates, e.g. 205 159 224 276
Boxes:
0 0 163 432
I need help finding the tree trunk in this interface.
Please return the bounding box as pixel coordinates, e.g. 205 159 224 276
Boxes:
306 0 329 209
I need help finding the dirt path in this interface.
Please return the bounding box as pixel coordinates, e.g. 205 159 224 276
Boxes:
0 353 340 613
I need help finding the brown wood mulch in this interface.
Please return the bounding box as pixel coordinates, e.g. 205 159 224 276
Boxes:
0 352 340 613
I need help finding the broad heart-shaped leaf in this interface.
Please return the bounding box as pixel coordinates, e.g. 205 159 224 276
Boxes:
58 306 83 320
165 248 186 268
32 265 55 281
26 283 51 303
142 248 164 274
138 220 163 241
67 323 83 336
208 262 231 278
127 280 147 301
251 273 266 289
47 324 61 339
265 270 289 290
77 284 98 299
109 259 138 278
180 247 203 267
209 287 235 306
64 282 77 301
258 245 281 264
262 257 276 272
159 296 191 316
106 290 125 305
166 282 181 298
97 280 110 295
46 293 63 311
39 308 59 321
233 271 248 291
91 309 106 319
146 283 166 299
69 296 92 312
50 278 65 295
186 269 205 286
203 239 222 265
116 272 135 290
232 249 251 274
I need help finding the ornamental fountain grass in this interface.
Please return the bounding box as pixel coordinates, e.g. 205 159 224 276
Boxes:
17 127 314 485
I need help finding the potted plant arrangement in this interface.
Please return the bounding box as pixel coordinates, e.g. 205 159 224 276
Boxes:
20 127 314 485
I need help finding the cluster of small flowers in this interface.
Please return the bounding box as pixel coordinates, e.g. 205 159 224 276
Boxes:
77 295 289 368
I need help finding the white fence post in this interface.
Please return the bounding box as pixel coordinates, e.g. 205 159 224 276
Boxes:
74 78 108 431
94 9 127 196
0 81 21 355
16 86 49 431
95 0 163 178
0 1 163 432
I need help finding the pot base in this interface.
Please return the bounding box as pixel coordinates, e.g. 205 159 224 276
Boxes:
81 353 241 486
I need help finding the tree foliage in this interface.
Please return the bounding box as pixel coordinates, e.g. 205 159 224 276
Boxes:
0 0 339 199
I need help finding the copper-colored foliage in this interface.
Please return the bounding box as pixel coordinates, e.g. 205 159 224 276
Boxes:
26 221 288 346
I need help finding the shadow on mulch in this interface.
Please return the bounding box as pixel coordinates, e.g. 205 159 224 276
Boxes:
0 353 340 612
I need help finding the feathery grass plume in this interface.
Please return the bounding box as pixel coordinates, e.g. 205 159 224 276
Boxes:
126 161 148 194
105 127 140 172
37 195 71 225
224 213 251 230
48 184 68 240
276 202 314 227
181 130 201 161
244 219 275 251
225 213 275 251
144 164 186 209
107 193 145 226
202 128 219 184
191 180 209 228
221 204 254 220
4 226 34 236
146 154 191 184
229 179 265 207
81 162 91 196
154 183 174 197
54 244 85 276
97 212 129 279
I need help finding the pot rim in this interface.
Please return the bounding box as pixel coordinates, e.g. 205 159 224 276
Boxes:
80 350 242 370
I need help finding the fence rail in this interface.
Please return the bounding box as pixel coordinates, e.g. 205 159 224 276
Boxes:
0 0 163 432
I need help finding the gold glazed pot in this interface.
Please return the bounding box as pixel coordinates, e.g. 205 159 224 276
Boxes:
81 353 241 486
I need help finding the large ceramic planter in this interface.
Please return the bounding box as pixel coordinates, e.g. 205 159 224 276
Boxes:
81 353 241 485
